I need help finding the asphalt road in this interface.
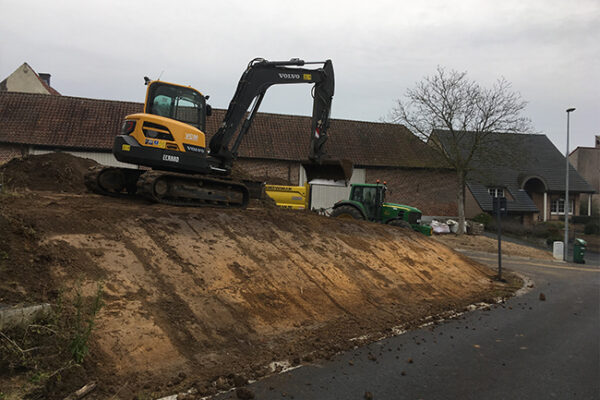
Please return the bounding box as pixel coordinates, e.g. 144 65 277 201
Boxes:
214 251 600 400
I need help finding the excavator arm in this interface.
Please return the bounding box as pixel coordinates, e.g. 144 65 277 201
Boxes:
208 58 351 184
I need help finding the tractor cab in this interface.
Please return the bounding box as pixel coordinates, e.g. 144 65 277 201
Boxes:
349 182 386 221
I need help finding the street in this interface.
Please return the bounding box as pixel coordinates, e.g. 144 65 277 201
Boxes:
214 251 600 400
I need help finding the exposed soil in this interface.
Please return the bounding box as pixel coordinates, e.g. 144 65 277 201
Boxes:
0 152 98 194
0 153 519 399
433 234 554 260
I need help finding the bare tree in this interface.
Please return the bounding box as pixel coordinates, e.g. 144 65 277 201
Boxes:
390 67 532 234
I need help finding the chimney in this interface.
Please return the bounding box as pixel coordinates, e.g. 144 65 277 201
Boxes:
596 135 599 148
38 73 51 87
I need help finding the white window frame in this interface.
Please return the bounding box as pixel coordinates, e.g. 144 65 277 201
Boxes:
488 187 505 198
550 198 573 215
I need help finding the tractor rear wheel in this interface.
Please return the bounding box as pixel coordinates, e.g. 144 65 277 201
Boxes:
388 219 411 229
331 205 364 220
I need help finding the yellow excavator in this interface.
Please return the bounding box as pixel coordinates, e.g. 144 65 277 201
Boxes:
85 58 352 207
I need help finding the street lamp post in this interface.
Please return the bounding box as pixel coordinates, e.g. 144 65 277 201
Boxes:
564 107 575 262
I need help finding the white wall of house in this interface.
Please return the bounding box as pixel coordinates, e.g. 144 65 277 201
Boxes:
300 167 366 212
30 148 137 168
2 63 51 94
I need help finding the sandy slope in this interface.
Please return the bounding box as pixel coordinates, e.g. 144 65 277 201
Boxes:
0 191 506 398
0 154 513 398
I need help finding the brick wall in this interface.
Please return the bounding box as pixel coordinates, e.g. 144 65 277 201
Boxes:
365 167 458 216
236 158 300 185
465 188 483 218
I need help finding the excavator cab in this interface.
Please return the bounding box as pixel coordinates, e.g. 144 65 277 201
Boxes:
144 81 208 131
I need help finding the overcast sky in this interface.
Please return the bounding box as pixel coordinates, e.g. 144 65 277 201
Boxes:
1 0 598 151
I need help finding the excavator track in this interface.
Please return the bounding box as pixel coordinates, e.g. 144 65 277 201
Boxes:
84 165 144 199
85 166 250 208
136 171 249 208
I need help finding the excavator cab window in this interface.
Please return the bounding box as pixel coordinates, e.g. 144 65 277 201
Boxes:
146 82 207 131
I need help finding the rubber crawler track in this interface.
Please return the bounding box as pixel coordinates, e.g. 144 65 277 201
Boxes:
85 166 250 208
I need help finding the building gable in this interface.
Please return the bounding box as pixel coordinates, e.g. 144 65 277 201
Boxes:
0 63 60 95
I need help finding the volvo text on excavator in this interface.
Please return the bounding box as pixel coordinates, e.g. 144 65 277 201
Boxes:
85 58 353 207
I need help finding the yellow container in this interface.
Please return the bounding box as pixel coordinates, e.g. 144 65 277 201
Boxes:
265 183 310 210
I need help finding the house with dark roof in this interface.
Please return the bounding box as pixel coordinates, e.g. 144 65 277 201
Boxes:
0 91 458 216
434 130 595 224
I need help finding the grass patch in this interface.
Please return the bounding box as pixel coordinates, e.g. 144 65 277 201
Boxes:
0 282 104 398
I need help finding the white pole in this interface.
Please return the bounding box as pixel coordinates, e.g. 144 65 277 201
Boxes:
564 108 575 262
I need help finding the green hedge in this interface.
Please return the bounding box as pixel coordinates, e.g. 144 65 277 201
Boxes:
573 215 593 224
472 213 493 226
584 219 600 235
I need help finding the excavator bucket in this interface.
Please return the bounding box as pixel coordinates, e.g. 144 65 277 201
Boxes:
302 159 353 187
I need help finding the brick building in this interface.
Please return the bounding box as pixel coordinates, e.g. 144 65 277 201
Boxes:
569 136 600 214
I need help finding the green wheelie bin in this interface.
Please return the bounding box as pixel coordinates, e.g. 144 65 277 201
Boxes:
573 238 587 264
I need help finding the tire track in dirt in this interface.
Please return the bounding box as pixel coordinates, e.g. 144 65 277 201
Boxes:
119 234 210 366
216 223 322 316
272 244 362 321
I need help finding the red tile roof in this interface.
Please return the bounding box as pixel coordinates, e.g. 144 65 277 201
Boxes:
34 72 61 96
0 91 442 168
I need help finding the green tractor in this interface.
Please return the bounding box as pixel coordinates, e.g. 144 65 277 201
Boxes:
330 182 432 236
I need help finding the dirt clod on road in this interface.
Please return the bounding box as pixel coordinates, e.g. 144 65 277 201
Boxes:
0 153 518 399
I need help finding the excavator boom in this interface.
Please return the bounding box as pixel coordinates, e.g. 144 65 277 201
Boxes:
208 58 352 184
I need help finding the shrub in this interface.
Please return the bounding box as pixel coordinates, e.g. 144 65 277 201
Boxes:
532 221 562 238
472 213 492 226
573 215 592 224
584 219 600 235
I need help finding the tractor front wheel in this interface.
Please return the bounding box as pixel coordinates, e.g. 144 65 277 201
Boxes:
331 205 364 220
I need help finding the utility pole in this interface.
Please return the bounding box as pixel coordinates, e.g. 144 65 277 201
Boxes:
564 107 575 261
493 196 507 280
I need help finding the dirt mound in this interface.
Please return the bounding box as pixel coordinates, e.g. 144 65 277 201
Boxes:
0 152 98 193
0 189 513 399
